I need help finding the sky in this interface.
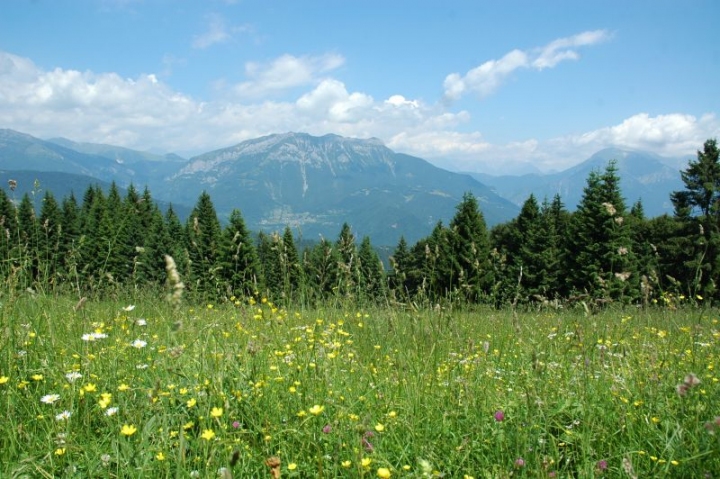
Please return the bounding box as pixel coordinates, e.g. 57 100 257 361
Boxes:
1 0 719 174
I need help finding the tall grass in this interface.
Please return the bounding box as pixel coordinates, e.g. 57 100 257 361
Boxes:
0 292 718 477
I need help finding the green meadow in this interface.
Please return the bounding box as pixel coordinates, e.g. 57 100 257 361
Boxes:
1 293 718 478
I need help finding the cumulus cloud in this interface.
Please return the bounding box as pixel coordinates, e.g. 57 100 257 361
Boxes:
443 30 610 101
234 53 345 98
192 13 252 49
0 49 715 175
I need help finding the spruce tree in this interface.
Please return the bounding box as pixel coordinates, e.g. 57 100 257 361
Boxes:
358 236 386 302
335 223 360 298
447 193 492 302
670 139 720 300
37 191 63 287
186 192 223 295
566 162 639 302
219 209 260 297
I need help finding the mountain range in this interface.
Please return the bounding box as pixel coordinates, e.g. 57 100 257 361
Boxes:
0 128 691 245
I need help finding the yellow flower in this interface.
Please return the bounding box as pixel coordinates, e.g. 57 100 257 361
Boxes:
309 404 324 415
54 448 66 456
375 423 385 432
342 461 352 468
186 398 197 408
210 407 223 417
362 457 372 467
288 463 297 470
84 383 97 393
99 393 112 409
201 429 215 441
32 374 44 381
183 421 194 430
0 376 9 384
121 424 137 436
156 452 166 461
377 467 392 478
118 383 130 392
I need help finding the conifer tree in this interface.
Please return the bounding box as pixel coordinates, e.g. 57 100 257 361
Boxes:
37 191 63 287
219 209 260 297
304 237 340 301
0 187 17 277
447 193 492 302
186 192 223 295
670 139 720 300
335 223 360 298
566 162 639 301
389 236 410 300
281 226 303 299
358 236 386 302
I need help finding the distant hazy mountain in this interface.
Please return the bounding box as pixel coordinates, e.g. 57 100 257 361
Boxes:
471 148 689 216
0 129 519 245
159 133 519 244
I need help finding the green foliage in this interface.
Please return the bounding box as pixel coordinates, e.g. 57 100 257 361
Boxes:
1 295 718 477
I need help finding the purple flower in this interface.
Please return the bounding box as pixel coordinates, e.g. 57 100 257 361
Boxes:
322 424 332 434
514 457 525 468
596 459 608 472
232 421 241 429
494 410 505 422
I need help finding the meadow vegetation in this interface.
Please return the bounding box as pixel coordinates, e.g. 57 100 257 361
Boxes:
1 289 718 477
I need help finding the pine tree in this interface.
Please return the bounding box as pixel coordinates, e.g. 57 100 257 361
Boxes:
0 187 17 277
281 226 303 300
566 162 639 302
335 223 360 298
388 236 410 301
37 191 63 287
304 238 340 302
447 193 492 302
358 236 386 302
670 139 720 300
186 192 223 295
219 209 260 297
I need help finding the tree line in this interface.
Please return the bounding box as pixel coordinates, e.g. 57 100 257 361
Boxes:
1 139 718 307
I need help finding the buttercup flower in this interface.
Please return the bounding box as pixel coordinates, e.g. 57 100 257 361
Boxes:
121 424 137 436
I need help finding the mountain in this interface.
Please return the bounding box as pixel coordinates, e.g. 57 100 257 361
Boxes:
471 148 688 216
0 129 518 245
46 137 186 181
159 133 519 245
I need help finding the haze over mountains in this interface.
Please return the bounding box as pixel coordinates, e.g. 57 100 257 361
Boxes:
0 128 690 245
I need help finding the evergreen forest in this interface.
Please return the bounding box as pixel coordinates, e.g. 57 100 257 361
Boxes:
2 139 719 308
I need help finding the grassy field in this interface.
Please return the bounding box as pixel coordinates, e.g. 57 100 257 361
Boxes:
0 292 718 478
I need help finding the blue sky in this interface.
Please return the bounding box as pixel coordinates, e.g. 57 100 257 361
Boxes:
1 0 718 173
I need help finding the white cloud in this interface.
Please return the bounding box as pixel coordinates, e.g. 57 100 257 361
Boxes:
444 30 610 101
234 53 344 98
192 13 252 49
0 50 716 175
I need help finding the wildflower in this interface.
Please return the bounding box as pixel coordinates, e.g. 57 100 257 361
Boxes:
210 407 223 418
362 457 372 467
232 421 241 429
55 447 66 456
131 339 147 349
105 407 119 416
596 459 608 472
309 404 324 415
117 383 130 392
342 460 352 468
65 372 82 383
55 410 72 421
288 463 297 471
377 467 392 478
677 373 701 396
121 424 137 436
201 429 215 441
136 318 147 326
494 410 505 422
186 398 197 408
99 393 112 409
156 452 166 461
0 376 9 384
32 374 44 381
41 394 60 404
374 423 385 432
84 383 97 393
122 304 136 312
322 424 332 434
